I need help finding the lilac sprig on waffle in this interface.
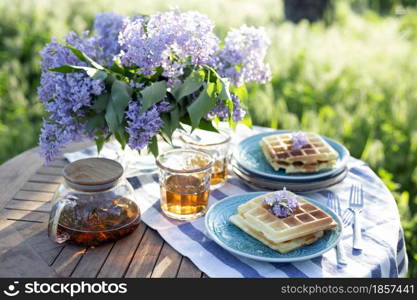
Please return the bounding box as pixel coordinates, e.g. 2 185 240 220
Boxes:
263 187 299 218
259 132 339 173
292 131 308 150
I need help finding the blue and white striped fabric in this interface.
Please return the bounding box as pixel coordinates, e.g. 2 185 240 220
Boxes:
65 127 408 278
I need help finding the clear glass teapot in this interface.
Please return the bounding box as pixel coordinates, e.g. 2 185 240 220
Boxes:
48 158 140 246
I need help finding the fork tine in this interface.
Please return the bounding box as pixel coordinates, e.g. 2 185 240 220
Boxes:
352 185 357 205
349 184 355 205
354 185 359 205
360 185 364 205
355 185 361 205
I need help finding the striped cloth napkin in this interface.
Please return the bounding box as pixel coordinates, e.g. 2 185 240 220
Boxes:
65 127 408 278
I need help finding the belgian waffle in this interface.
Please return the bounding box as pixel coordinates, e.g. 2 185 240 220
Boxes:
260 132 338 173
230 191 337 252
230 214 324 253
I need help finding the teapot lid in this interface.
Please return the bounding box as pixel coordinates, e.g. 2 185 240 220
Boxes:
64 158 124 187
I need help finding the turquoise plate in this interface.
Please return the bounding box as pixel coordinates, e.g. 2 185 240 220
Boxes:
205 192 342 263
233 130 349 182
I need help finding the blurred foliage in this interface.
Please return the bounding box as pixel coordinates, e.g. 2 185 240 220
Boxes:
351 0 417 14
0 0 416 277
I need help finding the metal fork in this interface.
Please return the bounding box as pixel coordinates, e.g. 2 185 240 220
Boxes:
327 192 347 265
349 185 364 250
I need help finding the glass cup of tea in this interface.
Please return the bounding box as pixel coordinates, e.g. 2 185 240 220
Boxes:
180 129 231 189
156 149 214 220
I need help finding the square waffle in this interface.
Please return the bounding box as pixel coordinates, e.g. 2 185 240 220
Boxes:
230 214 324 253
229 191 337 253
260 132 338 173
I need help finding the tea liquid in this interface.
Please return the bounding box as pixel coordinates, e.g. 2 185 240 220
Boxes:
210 158 228 185
56 197 140 246
160 174 209 218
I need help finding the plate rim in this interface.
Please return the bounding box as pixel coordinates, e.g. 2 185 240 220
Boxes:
233 130 350 182
232 166 349 193
205 192 343 263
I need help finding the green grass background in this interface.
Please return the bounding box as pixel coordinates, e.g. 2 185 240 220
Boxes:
1 0 417 277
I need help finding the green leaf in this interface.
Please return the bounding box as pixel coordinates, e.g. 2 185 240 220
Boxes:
140 81 167 113
86 114 105 132
161 106 180 142
66 45 105 70
148 135 159 157
207 81 216 97
92 94 109 111
114 127 127 149
111 80 132 121
219 79 232 101
172 70 204 100
232 84 248 104
95 136 106 154
180 114 192 126
49 65 107 81
91 70 108 80
170 105 180 131
186 86 217 129
160 114 172 142
110 60 126 75
49 65 80 73
104 100 119 133
240 112 253 128
197 119 219 133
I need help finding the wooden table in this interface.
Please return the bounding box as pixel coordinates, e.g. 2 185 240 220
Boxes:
0 141 206 278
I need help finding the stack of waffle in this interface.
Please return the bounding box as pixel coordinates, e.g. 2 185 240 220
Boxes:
230 191 337 253
260 132 338 174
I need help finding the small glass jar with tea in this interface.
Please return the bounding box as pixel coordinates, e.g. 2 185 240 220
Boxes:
180 129 231 189
48 158 140 246
156 149 213 220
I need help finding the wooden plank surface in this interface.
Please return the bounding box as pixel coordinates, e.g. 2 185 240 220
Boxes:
0 140 91 211
36 166 64 176
29 174 64 184
124 228 164 278
9 220 64 266
21 182 60 193
3 209 49 223
0 219 57 277
5 199 52 213
13 190 54 202
98 222 147 278
0 140 205 278
52 245 87 277
71 243 114 278
177 257 203 278
151 242 182 278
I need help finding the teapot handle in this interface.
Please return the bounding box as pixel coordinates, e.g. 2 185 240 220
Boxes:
48 195 76 244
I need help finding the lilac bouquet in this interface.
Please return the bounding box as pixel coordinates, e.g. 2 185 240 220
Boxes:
38 9 271 164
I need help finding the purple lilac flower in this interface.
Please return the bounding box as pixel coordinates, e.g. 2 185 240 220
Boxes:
206 93 246 122
215 25 271 87
125 100 170 150
38 33 105 164
65 31 101 61
292 131 308 150
231 94 246 122
118 8 219 81
39 120 87 163
93 12 124 66
263 187 299 218
129 80 144 89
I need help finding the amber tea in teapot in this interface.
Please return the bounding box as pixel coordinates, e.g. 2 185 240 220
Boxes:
48 158 141 246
